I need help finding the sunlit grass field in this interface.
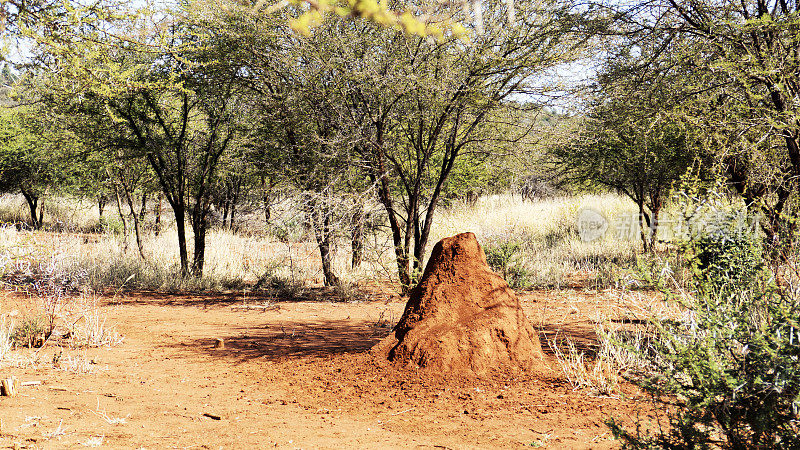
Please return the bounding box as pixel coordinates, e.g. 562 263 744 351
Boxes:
0 192 644 293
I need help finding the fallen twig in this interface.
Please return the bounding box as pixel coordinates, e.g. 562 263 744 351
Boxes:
230 303 280 312
391 408 414 416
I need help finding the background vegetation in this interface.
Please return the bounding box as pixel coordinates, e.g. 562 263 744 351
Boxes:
0 0 799 446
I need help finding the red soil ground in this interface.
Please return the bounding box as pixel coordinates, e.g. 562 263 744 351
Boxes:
0 287 657 449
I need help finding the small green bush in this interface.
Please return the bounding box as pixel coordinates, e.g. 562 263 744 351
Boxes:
98 216 124 235
685 219 764 298
11 315 47 348
484 240 521 275
609 211 800 448
484 240 533 289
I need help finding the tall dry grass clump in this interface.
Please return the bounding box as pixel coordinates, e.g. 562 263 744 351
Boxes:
0 227 124 356
0 314 13 361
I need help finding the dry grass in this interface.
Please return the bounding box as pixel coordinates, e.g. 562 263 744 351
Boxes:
0 314 12 360
42 419 66 440
91 398 128 425
548 336 620 395
57 353 96 374
434 194 641 288
546 286 687 395
76 305 124 348
0 192 646 293
81 435 105 448
0 194 102 232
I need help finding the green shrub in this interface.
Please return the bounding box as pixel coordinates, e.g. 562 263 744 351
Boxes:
609 211 800 448
484 240 521 276
685 214 764 297
98 216 124 235
484 240 533 289
11 315 47 348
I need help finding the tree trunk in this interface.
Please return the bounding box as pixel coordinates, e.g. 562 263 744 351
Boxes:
412 142 459 273
98 196 106 218
21 190 40 230
174 203 189 277
139 191 148 224
310 198 339 286
351 204 364 269
112 183 129 252
375 168 411 293
649 195 663 250
191 217 206 278
191 197 211 278
260 175 272 226
154 194 162 237
221 201 229 229
121 180 146 260
638 201 652 253
229 184 239 232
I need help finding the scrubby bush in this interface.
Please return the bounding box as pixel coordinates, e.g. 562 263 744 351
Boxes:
11 315 46 348
609 210 800 448
484 240 534 289
484 240 521 276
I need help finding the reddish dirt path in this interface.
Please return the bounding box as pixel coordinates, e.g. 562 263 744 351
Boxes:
0 289 654 449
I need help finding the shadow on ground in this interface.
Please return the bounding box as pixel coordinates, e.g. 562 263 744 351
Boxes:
538 322 600 357
167 318 601 364
110 287 381 307
169 319 394 363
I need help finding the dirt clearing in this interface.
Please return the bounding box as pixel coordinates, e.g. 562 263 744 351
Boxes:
0 288 654 449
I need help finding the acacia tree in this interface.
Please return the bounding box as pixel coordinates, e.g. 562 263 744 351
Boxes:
106 58 242 276
0 104 79 229
212 0 589 291
28 2 245 276
605 0 800 250
554 46 704 251
350 1 588 290
560 113 697 251
210 8 387 286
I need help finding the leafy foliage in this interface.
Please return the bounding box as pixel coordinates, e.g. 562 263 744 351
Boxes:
484 240 533 289
11 315 46 348
554 45 705 251
0 105 81 229
610 210 800 448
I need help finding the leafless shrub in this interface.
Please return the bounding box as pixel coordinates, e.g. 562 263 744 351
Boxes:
57 353 95 374
1 251 87 296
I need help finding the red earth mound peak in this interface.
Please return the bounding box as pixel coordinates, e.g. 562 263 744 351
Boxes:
373 232 544 377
